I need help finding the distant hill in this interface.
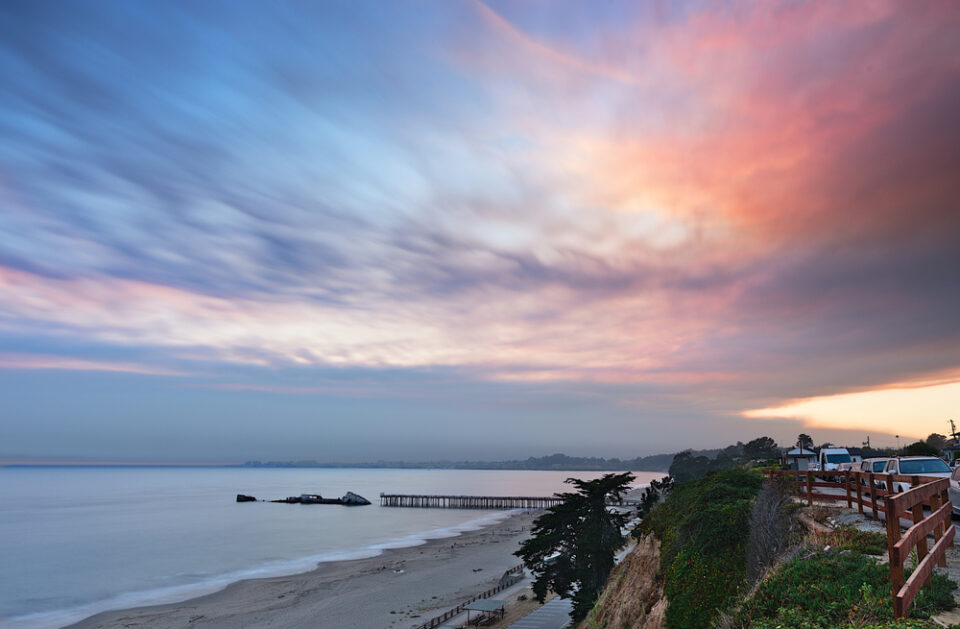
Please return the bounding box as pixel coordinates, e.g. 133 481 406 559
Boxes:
240 450 726 473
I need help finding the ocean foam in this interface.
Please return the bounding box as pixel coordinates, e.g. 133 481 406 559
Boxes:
0 510 520 629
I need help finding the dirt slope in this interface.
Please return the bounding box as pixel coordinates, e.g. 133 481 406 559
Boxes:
581 535 666 629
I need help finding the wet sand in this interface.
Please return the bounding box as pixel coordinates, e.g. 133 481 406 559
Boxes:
68 510 537 629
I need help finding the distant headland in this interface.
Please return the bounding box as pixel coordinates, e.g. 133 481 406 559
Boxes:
239 451 720 472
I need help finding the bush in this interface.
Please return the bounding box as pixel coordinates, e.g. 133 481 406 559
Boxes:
735 550 955 628
634 476 675 521
746 476 798 583
640 468 764 628
746 617 938 629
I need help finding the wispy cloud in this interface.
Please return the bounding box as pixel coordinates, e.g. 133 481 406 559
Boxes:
0 353 186 377
1 1 959 457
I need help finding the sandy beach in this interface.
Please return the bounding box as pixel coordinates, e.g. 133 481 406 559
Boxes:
68 510 538 629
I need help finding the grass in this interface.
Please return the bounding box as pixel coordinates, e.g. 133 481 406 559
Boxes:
733 550 955 628
823 526 888 555
745 619 949 629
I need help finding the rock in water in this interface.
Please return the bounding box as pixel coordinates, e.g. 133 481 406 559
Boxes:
236 494 257 502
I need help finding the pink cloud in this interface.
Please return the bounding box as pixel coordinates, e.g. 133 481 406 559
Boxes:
0 263 731 383
0 353 186 377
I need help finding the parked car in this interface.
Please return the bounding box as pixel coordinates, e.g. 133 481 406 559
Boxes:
949 467 960 517
881 457 952 493
857 457 890 488
860 458 890 474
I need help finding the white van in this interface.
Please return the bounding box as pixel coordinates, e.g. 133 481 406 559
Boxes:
818 447 852 471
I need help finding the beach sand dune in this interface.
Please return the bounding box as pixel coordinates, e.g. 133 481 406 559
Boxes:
68 510 537 629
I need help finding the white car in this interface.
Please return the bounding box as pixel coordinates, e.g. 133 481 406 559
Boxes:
857 458 890 488
949 467 960 517
882 457 952 493
859 458 890 474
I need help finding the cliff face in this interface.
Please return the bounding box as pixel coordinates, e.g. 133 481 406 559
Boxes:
582 535 667 629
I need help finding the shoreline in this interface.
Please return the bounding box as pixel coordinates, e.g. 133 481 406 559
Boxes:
64 509 537 629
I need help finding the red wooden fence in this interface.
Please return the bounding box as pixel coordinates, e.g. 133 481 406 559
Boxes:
766 469 954 618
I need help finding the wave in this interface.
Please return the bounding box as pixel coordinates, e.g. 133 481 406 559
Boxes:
0 510 518 629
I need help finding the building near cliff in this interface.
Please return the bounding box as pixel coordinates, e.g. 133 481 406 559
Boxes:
785 447 816 470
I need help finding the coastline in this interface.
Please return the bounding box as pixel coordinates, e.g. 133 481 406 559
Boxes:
65 509 537 629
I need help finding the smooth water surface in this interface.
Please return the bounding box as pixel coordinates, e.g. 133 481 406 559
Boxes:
0 467 663 628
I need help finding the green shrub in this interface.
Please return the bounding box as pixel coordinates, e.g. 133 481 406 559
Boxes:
746 617 937 629
735 550 955 628
640 468 764 628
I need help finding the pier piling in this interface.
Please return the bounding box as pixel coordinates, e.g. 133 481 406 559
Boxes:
379 494 566 509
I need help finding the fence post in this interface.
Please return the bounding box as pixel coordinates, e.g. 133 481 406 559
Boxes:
886 494 905 618
908 484 930 587
845 471 852 508
869 473 878 521
943 486 952 567
930 490 946 568
806 471 814 506
855 472 864 514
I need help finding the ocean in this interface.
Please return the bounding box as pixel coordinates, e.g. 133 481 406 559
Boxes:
0 466 663 628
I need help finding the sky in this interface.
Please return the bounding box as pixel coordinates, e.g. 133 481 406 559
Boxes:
1 1 959 463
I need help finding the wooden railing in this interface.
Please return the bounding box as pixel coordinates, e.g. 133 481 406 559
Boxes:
885 478 954 618
765 469 954 619
413 564 524 629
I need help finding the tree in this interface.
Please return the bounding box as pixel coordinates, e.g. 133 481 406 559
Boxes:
926 433 948 450
797 434 814 450
515 472 634 622
743 436 779 460
635 476 675 520
903 440 940 457
669 451 713 484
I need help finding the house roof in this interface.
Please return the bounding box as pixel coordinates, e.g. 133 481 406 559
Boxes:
786 447 815 456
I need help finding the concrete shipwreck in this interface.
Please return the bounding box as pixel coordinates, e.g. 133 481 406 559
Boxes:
236 491 371 505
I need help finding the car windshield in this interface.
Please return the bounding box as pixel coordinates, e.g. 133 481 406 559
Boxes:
826 454 851 463
899 459 950 474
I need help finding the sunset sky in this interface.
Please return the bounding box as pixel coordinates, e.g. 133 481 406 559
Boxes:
1 1 959 462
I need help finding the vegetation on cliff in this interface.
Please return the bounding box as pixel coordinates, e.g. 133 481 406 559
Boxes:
733 550 955 628
584 455 958 629
638 468 765 628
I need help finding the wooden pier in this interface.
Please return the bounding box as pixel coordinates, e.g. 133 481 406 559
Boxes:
379 493 565 509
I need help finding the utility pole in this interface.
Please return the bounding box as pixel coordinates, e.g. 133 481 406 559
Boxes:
950 419 959 444
862 436 871 450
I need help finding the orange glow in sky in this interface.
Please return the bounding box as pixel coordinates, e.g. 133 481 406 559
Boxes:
744 379 960 443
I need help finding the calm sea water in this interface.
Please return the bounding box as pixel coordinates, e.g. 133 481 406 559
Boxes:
0 467 663 628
